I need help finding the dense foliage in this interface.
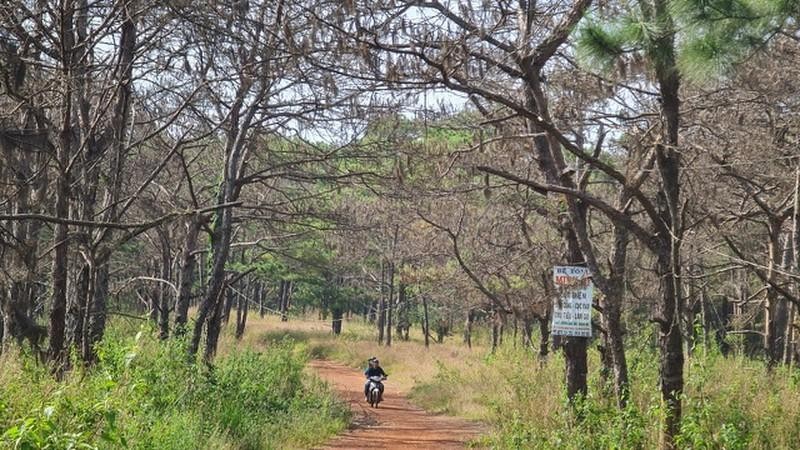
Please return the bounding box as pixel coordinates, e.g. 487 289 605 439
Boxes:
0 326 348 449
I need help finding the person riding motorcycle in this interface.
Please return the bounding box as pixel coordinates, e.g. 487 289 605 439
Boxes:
364 357 388 402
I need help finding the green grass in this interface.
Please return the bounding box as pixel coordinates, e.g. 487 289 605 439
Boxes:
37 314 796 450
0 324 349 450
405 339 800 449
256 315 800 449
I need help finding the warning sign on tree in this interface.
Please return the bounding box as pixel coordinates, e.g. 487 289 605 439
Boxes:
551 266 593 337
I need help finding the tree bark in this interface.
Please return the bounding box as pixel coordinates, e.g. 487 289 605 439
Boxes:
522 316 534 349
48 31 74 367
331 307 343 335
386 261 394 347
525 74 589 403
258 283 265 318
158 232 172 340
235 286 248 340
491 307 500 353
788 165 800 365
222 285 235 325
464 308 473 348
561 225 589 402
765 223 789 365
82 264 109 362
279 280 292 321
651 3 684 444
148 262 160 324
423 295 430 348
602 225 630 407
538 313 550 360
175 215 203 334
203 279 227 361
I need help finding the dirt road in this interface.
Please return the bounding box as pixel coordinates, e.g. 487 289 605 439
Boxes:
310 360 485 449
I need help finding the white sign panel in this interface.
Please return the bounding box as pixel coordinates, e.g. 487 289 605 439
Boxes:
551 266 593 337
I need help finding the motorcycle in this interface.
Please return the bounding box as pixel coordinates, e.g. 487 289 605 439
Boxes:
367 375 387 408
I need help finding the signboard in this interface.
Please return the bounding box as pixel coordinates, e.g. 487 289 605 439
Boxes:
551 266 593 337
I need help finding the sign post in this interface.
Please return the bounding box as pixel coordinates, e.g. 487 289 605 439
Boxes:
551 266 593 338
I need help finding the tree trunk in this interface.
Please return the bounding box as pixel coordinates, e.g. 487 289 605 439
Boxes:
279 280 292 322
189 198 236 360
235 287 248 340
82 264 109 363
684 276 697 356
331 307 343 335
258 283 265 318
765 225 791 366
386 261 394 347
175 215 203 334
158 232 172 340
203 280 227 361
47 115 72 369
603 281 629 407
423 295 430 348
277 280 286 321
538 314 550 360
561 225 589 402
498 313 505 346
525 77 589 403
67 264 89 354
602 225 630 407
396 282 410 341
522 317 533 349
47 4 77 367
464 308 473 349
789 163 800 366
512 315 518 349
0 290 4 350
222 285 235 325
368 297 377 324
188 68 255 361
652 4 684 445
491 307 500 353
148 262 160 324
656 244 684 450
378 262 386 345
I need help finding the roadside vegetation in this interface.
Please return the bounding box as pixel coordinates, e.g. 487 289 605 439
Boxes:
3 311 800 449
0 321 348 450
258 315 800 450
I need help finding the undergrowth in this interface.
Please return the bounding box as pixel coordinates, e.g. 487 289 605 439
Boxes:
0 325 349 450
407 339 800 449
258 315 800 449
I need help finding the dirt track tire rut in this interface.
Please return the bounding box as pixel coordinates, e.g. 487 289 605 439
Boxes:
310 360 485 449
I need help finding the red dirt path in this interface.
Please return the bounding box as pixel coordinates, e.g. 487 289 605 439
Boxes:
310 360 485 449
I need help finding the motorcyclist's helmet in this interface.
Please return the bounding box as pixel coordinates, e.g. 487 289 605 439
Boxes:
368 357 379 367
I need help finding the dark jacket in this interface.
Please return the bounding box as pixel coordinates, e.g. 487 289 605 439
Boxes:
364 366 388 378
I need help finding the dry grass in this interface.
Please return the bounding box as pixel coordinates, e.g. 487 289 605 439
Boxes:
223 313 490 394
222 314 800 449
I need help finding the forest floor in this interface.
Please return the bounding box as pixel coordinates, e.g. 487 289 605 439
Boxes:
309 359 485 449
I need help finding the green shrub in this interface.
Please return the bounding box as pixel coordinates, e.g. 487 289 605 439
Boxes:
0 327 348 450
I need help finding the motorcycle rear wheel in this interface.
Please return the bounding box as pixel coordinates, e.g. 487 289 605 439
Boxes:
369 389 380 408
